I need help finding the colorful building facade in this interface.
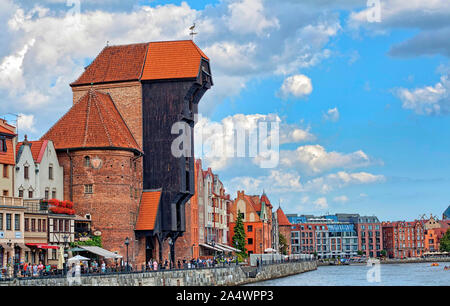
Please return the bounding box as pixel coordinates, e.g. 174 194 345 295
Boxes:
228 191 273 255
382 221 425 258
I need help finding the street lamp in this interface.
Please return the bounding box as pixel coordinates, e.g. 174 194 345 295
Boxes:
63 235 68 276
168 237 173 270
124 237 129 272
211 240 216 266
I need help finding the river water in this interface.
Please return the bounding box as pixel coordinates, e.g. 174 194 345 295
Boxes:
248 262 450 286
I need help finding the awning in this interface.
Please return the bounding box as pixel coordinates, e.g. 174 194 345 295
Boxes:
264 248 277 253
78 246 123 259
213 245 231 252
199 243 223 252
217 243 240 252
26 243 59 250
0 243 13 251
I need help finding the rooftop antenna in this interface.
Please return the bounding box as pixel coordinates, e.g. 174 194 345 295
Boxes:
106 41 110 47
189 23 198 41
2 113 21 140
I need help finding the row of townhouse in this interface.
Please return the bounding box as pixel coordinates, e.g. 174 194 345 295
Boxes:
0 119 91 275
175 159 294 260
288 214 383 258
288 207 450 259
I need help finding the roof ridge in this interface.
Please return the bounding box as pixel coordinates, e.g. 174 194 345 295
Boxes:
83 90 94 147
103 92 140 150
91 91 113 147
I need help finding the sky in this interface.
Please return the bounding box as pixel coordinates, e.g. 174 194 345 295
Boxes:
0 0 449 221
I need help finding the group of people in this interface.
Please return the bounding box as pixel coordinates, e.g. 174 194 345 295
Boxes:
0 261 57 279
144 257 238 271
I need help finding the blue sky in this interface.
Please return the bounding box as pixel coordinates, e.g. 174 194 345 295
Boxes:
0 0 449 221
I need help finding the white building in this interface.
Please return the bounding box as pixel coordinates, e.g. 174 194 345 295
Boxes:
15 137 64 201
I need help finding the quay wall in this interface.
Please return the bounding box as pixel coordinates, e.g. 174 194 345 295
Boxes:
0 261 317 286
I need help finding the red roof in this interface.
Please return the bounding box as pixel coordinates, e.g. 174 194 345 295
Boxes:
0 138 15 165
71 40 209 86
41 90 140 152
16 140 48 163
277 208 292 226
136 190 162 231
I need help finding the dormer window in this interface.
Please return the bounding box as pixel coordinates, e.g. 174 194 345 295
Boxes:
0 138 6 152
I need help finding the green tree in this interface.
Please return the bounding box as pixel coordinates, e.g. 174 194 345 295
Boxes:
357 250 364 256
70 236 102 248
232 210 247 261
279 233 288 255
380 250 387 258
440 229 450 252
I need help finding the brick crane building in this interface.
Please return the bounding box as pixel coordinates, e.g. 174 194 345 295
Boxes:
42 40 212 266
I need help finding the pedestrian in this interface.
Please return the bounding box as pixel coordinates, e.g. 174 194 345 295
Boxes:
153 260 158 271
101 261 106 273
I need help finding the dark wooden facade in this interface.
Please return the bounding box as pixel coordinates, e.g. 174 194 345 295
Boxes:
142 58 213 243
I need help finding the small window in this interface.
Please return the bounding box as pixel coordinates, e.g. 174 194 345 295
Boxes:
0 138 6 152
28 190 33 199
31 219 36 232
25 218 29 232
49 165 53 180
45 189 49 200
52 190 56 199
6 214 11 230
3 190 8 196
84 184 93 194
18 189 23 198
24 166 29 179
84 156 91 167
2 165 8 178
14 214 20 231
247 225 253 232
248 238 253 245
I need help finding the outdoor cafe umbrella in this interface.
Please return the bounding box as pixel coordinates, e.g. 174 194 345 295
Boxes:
67 255 91 262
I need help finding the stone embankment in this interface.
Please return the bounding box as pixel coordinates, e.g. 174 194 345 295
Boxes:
0 260 317 286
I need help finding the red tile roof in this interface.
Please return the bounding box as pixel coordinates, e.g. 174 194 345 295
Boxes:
136 190 162 231
71 43 149 86
0 138 15 165
16 140 48 163
41 90 141 152
71 40 209 86
277 208 292 226
0 120 16 165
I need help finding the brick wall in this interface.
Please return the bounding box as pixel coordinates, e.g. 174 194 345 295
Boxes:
58 149 143 264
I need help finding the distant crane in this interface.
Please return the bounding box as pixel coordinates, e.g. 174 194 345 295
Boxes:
189 23 198 41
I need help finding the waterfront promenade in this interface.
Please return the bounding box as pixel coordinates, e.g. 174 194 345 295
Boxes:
0 259 317 286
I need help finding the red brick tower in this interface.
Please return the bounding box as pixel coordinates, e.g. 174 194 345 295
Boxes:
41 90 143 263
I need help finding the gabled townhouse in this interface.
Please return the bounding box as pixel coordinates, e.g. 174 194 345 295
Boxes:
229 191 273 256
15 136 64 201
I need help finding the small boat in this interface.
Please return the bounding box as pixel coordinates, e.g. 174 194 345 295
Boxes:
444 266 449 271
431 263 439 267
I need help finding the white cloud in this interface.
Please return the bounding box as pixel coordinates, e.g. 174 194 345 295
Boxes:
313 197 328 209
17 113 36 133
333 195 349 203
280 74 313 98
226 0 280 36
195 113 314 170
280 144 375 175
323 107 340 122
303 171 386 194
395 75 450 115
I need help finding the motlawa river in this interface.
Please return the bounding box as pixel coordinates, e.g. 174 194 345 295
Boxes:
248 262 450 286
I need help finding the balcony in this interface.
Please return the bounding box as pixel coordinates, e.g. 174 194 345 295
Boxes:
0 195 23 208
23 199 49 214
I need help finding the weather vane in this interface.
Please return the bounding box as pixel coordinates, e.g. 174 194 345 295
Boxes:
189 23 198 41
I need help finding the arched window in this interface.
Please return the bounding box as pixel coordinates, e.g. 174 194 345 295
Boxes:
84 156 91 167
